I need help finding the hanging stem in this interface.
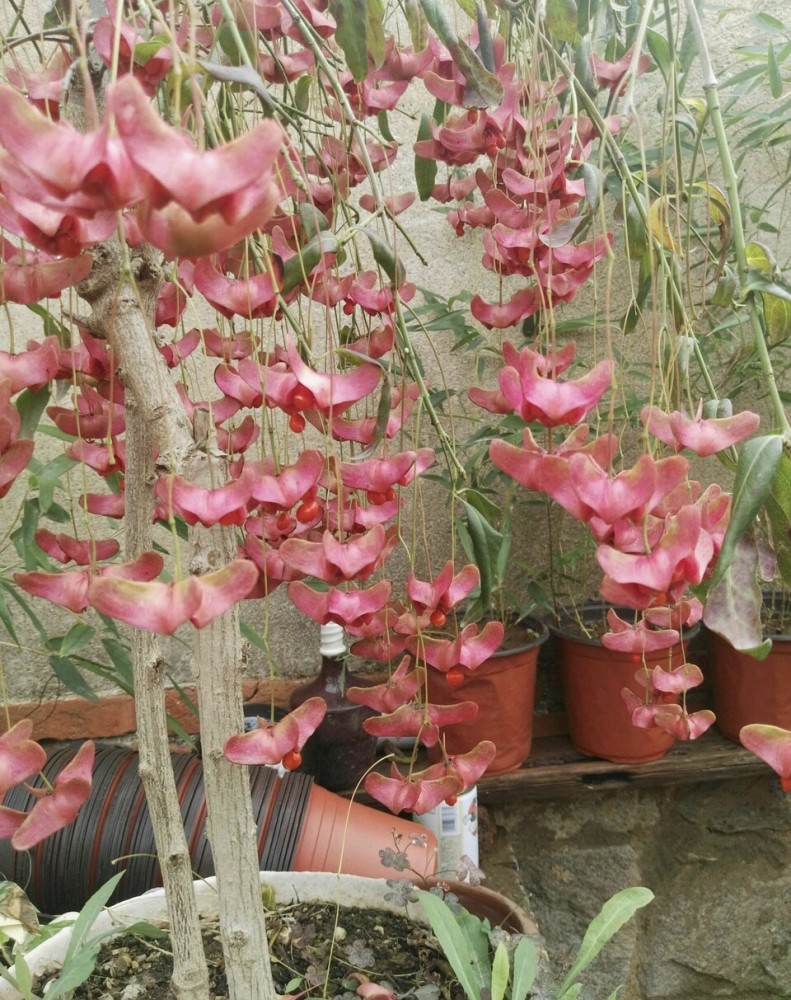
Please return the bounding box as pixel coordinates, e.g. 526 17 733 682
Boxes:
680 0 791 440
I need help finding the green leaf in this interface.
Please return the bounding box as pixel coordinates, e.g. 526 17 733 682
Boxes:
377 110 395 143
418 891 486 1000
419 0 503 106
326 0 388 73
281 233 339 295
415 113 438 200
0 580 47 639
363 228 405 285
0 588 19 645
461 501 496 619
16 386 50 439
764 449 791 587
294 74 313 112
58 623 97 657
707 435 783 589
490 941 509 1000
404 0 429 51
100 638 135 689
556 888 653 997
545 0 578 44
768 40 784 99
702 534 771 658
216 26 257 66
511 936 538 1000
49 655 99 702
646 27 673 78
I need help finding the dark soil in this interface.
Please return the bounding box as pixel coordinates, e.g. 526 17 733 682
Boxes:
40 894 459 1000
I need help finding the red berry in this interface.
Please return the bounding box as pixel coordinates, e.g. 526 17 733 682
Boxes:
660 692 676 704
455 224 465 237
444 794 458 806
630 654 643 664
291 386 314 410
343 300 355 315
367 489 387 505
445 666 465 687
296 498 320 523
466 109 478 124
276 512 293 532
289 413 306 433
430 609 447 628
282 749 303 770
496 133 506 149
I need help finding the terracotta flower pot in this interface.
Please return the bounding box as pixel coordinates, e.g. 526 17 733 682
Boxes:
553 606 696 764
708 628 791 742
426 618 550 775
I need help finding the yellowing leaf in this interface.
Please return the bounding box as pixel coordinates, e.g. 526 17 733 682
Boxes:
647 196 679 254
691 181 731 248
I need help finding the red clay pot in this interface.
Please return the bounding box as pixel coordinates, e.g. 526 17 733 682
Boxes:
426 618 550 776
554 607 695 764
708 630 791 742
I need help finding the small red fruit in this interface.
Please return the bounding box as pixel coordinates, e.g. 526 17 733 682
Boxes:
282 749 303 770
296 498 320 523
445 666 465 687
291 385 314 410
430 609 447 628
444 794 458 806
275 512 293 532
343 300 355 315
367 489 387 505
466 109 478 123
289 413 306 433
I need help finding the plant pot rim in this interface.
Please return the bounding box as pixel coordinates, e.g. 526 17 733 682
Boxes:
550 602 700 646
490 615 550 657
7 872 537 999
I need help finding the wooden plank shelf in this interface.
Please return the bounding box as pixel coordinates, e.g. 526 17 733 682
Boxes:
476 730 769 803
344 729 770 805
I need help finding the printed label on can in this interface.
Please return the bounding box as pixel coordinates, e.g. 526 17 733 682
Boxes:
414 786 478 878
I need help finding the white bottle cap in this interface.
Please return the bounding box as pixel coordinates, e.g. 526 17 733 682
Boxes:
320 622 347 658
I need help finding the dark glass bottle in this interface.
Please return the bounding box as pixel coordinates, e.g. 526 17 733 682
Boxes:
289 623 377 791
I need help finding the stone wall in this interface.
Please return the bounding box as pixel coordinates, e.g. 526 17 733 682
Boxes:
481 776 791 1000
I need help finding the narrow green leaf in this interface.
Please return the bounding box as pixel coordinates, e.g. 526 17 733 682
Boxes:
511 936 538 1000
363 228 405 285
16 386 50 439
100 637 134 688
462 501 495 617
415 113 438 201
330 0 370 81
294 74 313 112
281 233 339 295
556 887 653 997
377 110 395 143
768 40 784 99
0 580 47 639
11 952 32 999
708 435 783 589
764 449 791 587
418 891 483 1000
63 872 126 967
59 623 97 657
0 588 19 645
404 0 429 51
49 655 99 702
366 0 387 69
646 27 672 77
490 941 509 1000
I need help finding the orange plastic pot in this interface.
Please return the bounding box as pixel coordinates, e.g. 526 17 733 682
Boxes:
554 607 695 764
708 630 791 742
291 782 438 878
426 618 550 776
